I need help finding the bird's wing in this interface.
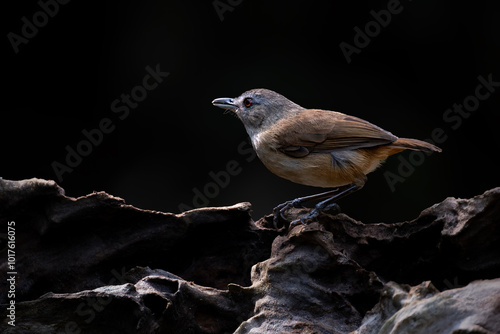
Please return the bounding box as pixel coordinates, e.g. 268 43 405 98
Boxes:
275 110 397 157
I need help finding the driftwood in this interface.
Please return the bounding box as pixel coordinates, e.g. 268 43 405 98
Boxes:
1 178 499 333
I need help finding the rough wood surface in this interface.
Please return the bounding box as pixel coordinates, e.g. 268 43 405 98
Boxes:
1 178 499 333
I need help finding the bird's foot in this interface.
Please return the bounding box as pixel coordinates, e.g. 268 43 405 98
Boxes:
318 202 341 214
273 198 306 229
288 202 340 230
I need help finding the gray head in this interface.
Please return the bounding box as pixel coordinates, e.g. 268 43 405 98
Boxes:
212 88 304 138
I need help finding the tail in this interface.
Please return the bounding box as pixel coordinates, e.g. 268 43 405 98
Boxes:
389 138 442 153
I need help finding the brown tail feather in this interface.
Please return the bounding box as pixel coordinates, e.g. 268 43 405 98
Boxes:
389 138 442 153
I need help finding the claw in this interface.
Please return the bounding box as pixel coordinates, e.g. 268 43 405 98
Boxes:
288 219 301 229
273 198 303 228
289 216 309 229
273 202 289 229
288 209 320 230
287 201 342 230
323 202 340 214
280 207 288 220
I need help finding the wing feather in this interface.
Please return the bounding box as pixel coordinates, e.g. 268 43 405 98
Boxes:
274 110 397 157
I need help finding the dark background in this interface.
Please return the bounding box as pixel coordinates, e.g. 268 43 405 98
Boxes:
3 0 500 223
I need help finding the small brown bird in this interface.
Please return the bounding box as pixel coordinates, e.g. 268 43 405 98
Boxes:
212 89 441 228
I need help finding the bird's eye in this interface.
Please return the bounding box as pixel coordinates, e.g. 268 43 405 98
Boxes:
243 98 253 108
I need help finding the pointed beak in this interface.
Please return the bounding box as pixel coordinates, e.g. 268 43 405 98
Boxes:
212 97 238 111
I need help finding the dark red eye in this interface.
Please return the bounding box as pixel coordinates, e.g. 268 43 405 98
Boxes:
243 98 253 107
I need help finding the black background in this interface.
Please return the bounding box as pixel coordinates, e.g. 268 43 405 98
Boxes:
3 0 500 223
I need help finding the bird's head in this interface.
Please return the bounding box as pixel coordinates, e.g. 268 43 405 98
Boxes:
212 88 303 138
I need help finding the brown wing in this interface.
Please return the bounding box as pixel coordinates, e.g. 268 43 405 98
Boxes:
275 110 397 157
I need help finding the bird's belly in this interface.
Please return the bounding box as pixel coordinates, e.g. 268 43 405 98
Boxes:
257 149 363 188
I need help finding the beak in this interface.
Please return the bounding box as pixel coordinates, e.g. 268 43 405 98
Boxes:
212 97 237 111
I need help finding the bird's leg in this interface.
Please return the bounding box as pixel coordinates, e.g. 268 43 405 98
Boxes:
273 189 341 228
288 183 362 229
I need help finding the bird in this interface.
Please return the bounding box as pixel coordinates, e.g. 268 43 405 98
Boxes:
212 88 441 229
